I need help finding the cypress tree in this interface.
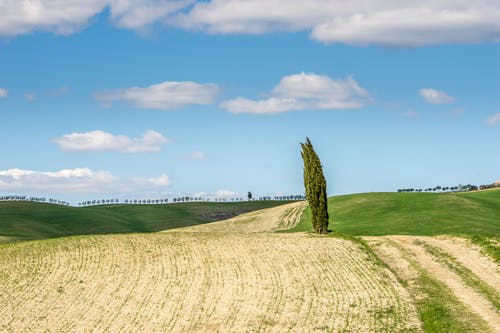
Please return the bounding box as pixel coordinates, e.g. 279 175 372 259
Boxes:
300 138 329 234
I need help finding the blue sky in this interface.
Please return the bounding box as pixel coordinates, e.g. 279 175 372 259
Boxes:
0 1 499 204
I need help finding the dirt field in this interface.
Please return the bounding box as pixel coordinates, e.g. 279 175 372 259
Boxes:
172 201 307 233
365 235 500 332
0 203 421 332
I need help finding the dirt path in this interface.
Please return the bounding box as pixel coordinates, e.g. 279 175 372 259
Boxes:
421 236 500 291
0 233 420 332
365 235 500 332
172 201 308 233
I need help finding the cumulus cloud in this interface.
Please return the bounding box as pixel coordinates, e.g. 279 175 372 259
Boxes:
0 0 105 36
53 130 171 153
2 1 499 46
220 97 301 115
220 72 371 115
108 0 193 30
0 0 193 36
0 168 170 195
169 0 500 46
0 88 8 98
310 6 500 46
419 89 456 104
94 81 220 110
485 113 500 126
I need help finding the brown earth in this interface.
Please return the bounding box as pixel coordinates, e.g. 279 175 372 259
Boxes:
172 201 307 233
0 203 421 332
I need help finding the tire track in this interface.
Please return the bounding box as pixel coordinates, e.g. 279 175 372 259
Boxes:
421 236 500 291
365 235 500 332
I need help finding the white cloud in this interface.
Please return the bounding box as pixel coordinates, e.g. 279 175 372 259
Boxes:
53 130 171 153
170 0 500 46
310 6 500 46
419 89 455 104
485 113 500 126
0 0 193 36
24 92 37 101
220 72 371 115
0 168 170 195
189 151 205 160
214 189 238 197
0 0 105 36
2 1 499 46
192 189 239 198
0 88 8 98
108 0 194 30
94 81 220 110
220 97 302 115
192 189 238 197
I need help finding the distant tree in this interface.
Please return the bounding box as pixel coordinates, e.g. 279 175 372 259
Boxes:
247 191 253 200
300 138 329 234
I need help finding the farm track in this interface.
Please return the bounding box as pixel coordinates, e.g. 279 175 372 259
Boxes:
365 235 500 332
0 231 420 332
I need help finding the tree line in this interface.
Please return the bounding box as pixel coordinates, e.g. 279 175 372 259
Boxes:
397 182 499 193
0 195 70 206
0 193 306 207
78 194 305 207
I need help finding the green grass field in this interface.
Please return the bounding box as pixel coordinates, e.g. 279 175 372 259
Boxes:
291 189 500 236
2 189 499 242
0 201 292 241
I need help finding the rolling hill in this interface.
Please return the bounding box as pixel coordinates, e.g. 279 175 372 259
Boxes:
0 191 498 332
0 200 293 242
2 189 499 242
292 189 500 236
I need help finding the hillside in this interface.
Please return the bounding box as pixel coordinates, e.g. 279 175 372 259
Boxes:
293 189 500 236
0 203 420 332
0 200 293 242
1 193 498 332
3 189 499 242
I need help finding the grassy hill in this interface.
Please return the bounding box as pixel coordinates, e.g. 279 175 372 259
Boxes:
3 189 499 242
293 189 500 236
0 201 292 241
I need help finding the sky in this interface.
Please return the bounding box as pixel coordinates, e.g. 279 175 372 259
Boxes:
0 0 499 204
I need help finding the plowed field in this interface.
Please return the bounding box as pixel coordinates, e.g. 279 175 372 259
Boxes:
0 204 420 332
